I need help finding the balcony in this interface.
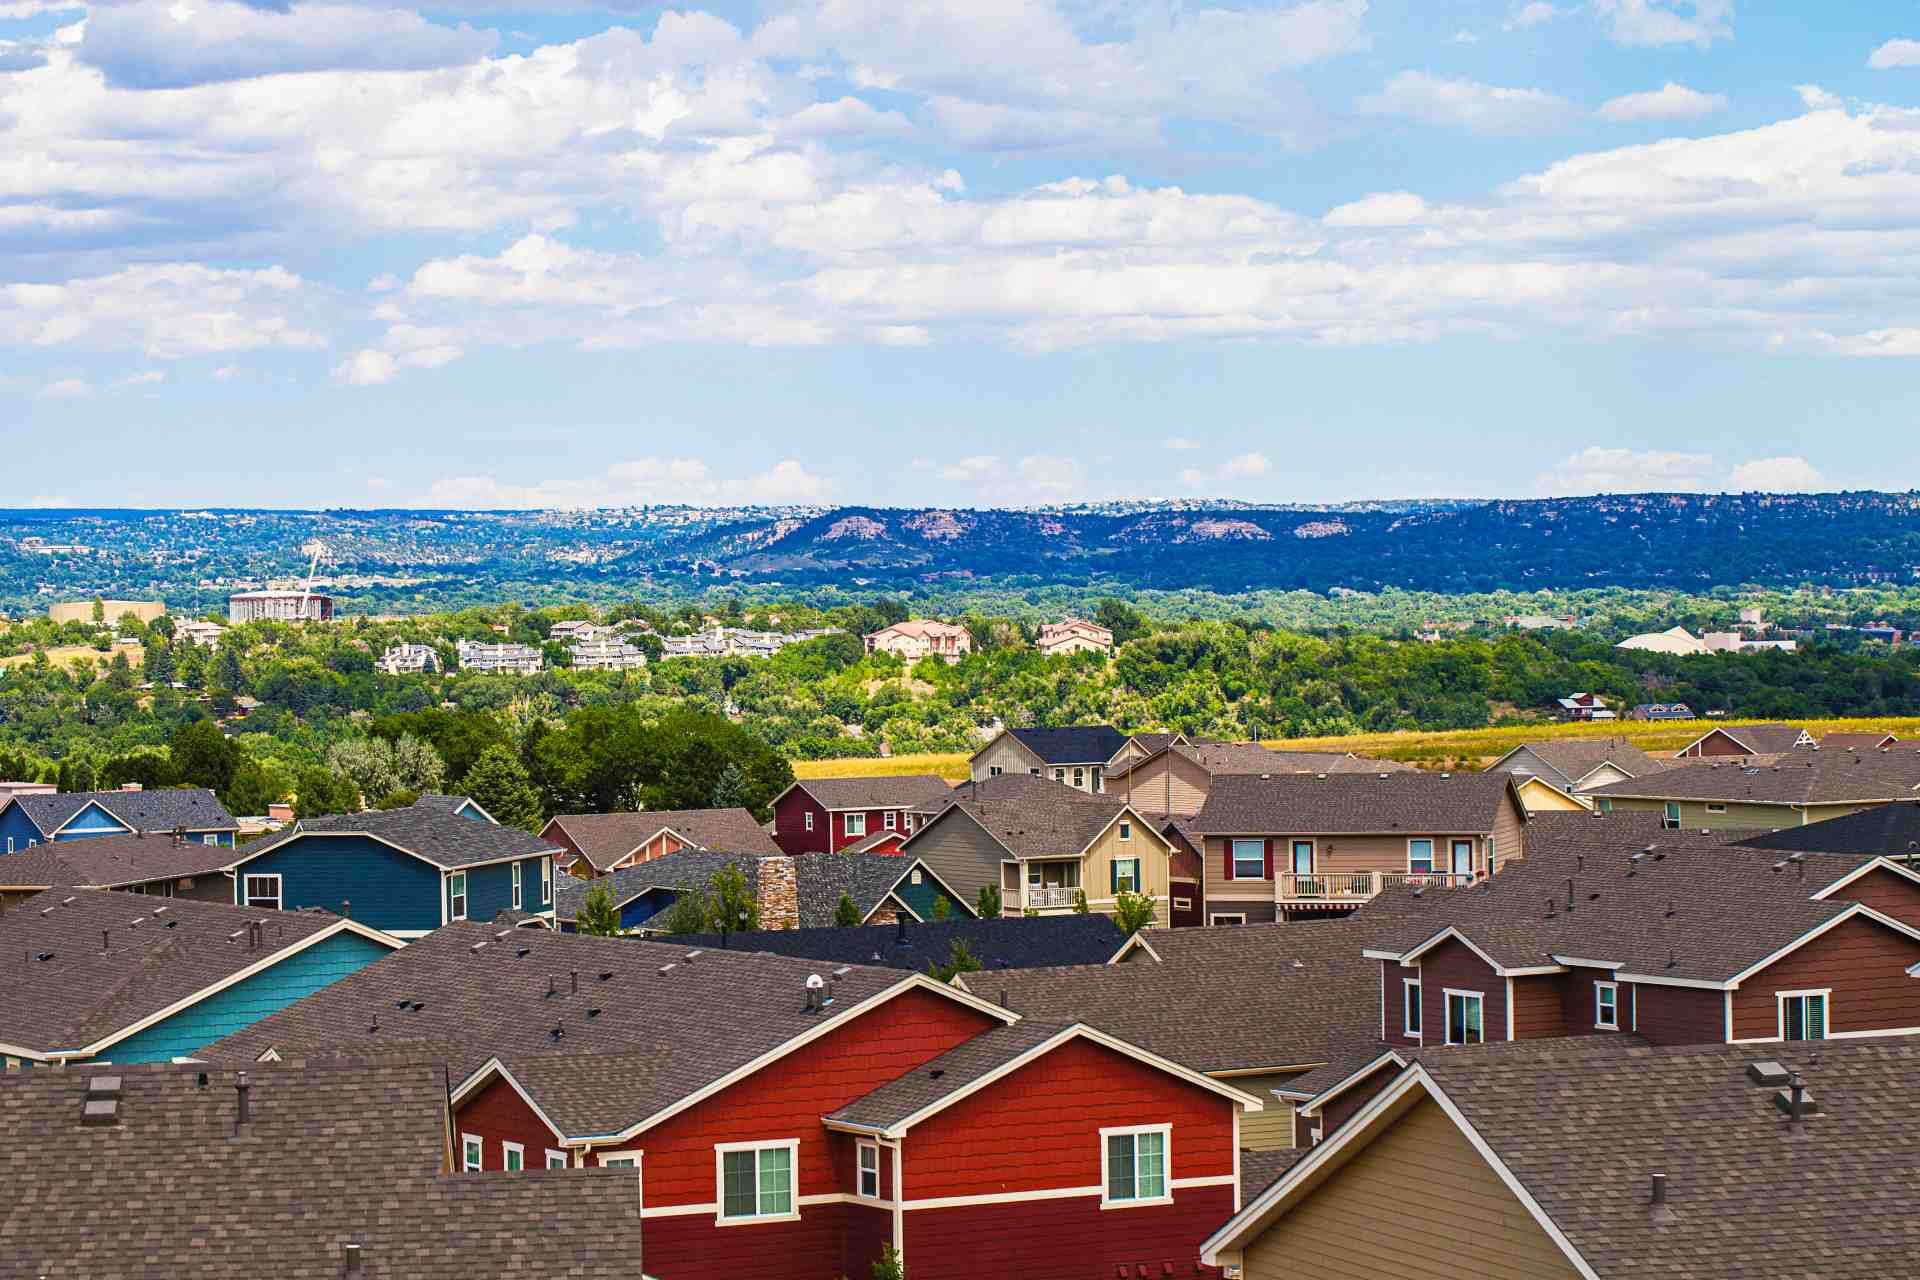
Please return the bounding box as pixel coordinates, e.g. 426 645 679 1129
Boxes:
1277 871 1475 904
1025 885 1082 909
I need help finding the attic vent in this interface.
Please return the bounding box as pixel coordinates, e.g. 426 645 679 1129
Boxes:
81 1075 122 1128
1746 1060 1790 1087
514 946 530 959
684 950 704 962
831 965 852 978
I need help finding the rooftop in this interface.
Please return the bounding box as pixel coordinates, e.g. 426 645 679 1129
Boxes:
668 914 1129 972
0 830 237 890
784 774 957 811
5 787 238 837
1189 769 1519 835
916 772 1145 859
546 806 780 872
997 724 1129 765
1584 748 1920 807
239 797 561 870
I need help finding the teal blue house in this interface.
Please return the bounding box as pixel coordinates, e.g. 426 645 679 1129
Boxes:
1 887 401 1069
226 795 565 939
0 787 238 855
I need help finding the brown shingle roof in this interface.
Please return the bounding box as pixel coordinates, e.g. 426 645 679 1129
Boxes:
548 806 780 871
1189 770 1518 835
1495 737 1670 786
1109 740 1417 783
0 1059 641 1278
788 775 956 810
239 798 563 870
0 831 235 889
1687 722 1814 754
825 1019 1067 1131
919 772 1143 859
1584 749 1920 807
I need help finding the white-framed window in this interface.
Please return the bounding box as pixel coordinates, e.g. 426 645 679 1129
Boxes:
503 1141 524 1172
5 837 11 853
845 812 867 838
716 1140 798 1223
1595 982 1618 1030
242 873 282 910
1118 820 1132 842
1073 767 1085 788
1053 769 1065 782
1404 979 1422 1037
1029 768 1042 777
449 871 467 922
1597 797 1613 813
988 766 1003 777
1172 897 1192 911
1663 802 1682 830
1230 839 1265 880
600 1150 641 1170
1112 858 1141 895
1210 913 1246 926
804 811 814 832
909 867 923 885
546 1149 570 1169
1101 1125 1170 1208
461 1133 484 1171
1779 989 1830 1041
1091 767 1103 793
541 857 553 904
884 811 897 830
857 1141 881 1199
1408 839 1436 876
202 833 220 847
1705 803 1727 815
1444 989 1484 1045
511 861 523 910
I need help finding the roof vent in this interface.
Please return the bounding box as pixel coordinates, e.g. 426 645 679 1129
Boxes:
586 1007 601 1019
469 941 488 954
1439 773 1451 781
1378 772 1389 780
514 946 530 959
550 1020 564 1042
1774 1073 1820 1121
598 970 614 982
342 1243 363 1275
81 1075 122 1128
657 963 676 975
493 930 511 942
684 950 703 962
804 972 827 1012
1747 1060 1790 1087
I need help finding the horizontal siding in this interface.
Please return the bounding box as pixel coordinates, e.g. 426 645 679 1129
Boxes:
1419 940 1505 1044
906 1185 1233 1280
1235 1071 1308 1151
1732 914 1920 1039
1828 867 1920 930
1632 982 1724 1046
239 833 442 933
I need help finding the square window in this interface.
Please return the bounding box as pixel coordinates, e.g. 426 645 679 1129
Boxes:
857 1142 880 1199
1053 769 1065 782
1103 1127 1169 1206
243 874 282 911
1230 839 1265 880
845 813 867 838
718 1143 796 1221
202 833 219 847
1408 839 1435 876
1445 991 1483 1045
1118 821 1132 842
461 1134 483 1172
988 766 1002 777
503 1142 524 1172
1595 982 1618 1030
1404 979 1422 1037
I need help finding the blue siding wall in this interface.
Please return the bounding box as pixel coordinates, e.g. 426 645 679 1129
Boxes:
53 803 132 840
521 855 553 912
461 860 516 924
0 805 44 853
892 868 972 922
238 834 442 933
620 887 680 929
96 931 393 1063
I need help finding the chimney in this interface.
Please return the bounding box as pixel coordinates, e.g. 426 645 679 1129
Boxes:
341 899 350 920
570 969 579 995
234 1071 252 1134
754 855 799 932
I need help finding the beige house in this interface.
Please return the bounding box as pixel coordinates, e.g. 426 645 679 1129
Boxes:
1035 617 1113 657
863 619 972 663
967 724 1130 793
1108 739 1418 818
1584 747 1920 830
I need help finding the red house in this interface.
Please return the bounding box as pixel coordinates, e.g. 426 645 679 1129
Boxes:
772 776 956 855
452 956 1254 1280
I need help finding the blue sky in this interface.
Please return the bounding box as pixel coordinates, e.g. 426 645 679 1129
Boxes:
3 0 1919 508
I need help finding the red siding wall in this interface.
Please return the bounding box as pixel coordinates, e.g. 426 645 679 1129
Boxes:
1826 867 1920 930
1418 940 1506 1044
906 1187 1233 1280
459 1072 563 1169
1312 1061 1401 1144
773 792 831 855
1632 982 1725 1045
1550 967 1624 1038
1731 915 1920 1040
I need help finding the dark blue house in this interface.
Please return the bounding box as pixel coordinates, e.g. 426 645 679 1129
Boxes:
225 795 564 939
0 787 238 855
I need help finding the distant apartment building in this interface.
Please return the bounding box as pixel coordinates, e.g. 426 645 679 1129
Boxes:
47 599 165 626
1036 617 1114 657
547 619 609 643
228 591 334 623
1553 692 1615 722
173 619 227 648
455 639 543 674
864 619 972 663
661 626 839 659
377 643 440 675
568 637 648 671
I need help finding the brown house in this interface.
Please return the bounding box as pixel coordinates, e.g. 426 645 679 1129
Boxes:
1676 721 1814 756
1106 739 1416 818
540 807 780 878
1185 772 1529 924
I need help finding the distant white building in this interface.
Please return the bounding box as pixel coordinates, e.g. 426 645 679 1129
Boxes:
174 619 228 648
1615 626 1709 657
569 637 648 671
547 619 610 643
1036 618 1113 657
456 639 544 674
661 626 839 659
229 591 334 623
379 643 440 675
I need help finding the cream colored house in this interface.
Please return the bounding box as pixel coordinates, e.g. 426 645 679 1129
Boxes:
1036 617 1114 657
863 619 972 663
967 724 1130 793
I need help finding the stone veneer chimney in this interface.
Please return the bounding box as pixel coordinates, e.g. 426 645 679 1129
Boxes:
755 855 800 931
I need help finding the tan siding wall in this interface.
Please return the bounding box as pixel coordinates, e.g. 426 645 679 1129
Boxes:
1601 797 1877 829
969 737 1042 783
1229 1071 1309 1151
1078 816 1172 916
1240 1099 1583 1280
1491 793 1528 867
1515 778 1587 815
908 813 1012 914
1113 752 1213 817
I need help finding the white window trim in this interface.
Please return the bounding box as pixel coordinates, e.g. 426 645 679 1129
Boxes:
1705 803 1727 815
715 1139 801 1225
545 1148 570 1169
1210 913 1247 926
884 810 897 830
511 861 523 911
804 811 814 832
1100 1124 1173 1210
1407 838 1437 876
1229 839 1265 882
202 833 219 847
1594 981 1619 1030
1403 979 1422 1038
1171 896 1192 911
1119 821 1132 842
1777 988 1832 1040
502 1140 525 1171
1444 988 1485 1046
541 857 553 904
598 1149 643 1170
448 871 468 922
242 873 282 911
461 1133 484 1171
845 812 868 839
1663 802 1682 830
856 1140 882 1201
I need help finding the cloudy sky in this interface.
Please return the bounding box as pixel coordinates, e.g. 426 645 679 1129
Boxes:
3 0 1917 508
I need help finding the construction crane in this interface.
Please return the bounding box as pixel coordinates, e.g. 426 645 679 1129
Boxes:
297 539 327 619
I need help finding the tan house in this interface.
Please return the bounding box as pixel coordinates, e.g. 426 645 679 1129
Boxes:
1035 617 1113 657
898 772 1178 919
1511 774 1590 815
1186 772 1529 924
1485 737 1673 795
1108 739 1417 818
1584 747 1920 829
862 619 972 663
968 724 1129 793
1676 722 1815 756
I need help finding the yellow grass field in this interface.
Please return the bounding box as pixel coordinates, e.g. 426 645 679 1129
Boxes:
0 644 143 671
791 717 1920 781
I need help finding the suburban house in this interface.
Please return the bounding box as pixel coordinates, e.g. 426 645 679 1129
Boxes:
771 775 955 855
377 642 440 674
1583 748 1920 829
224 795 564 938
1202 1035 1920 1280
1676 721 1815 756
0 830 240 907
1733 799 1920 858
1036 617 1114 657
552 848 974 933
670 915 1129 973
968 724 1130 793
863 619 973 663
1485 737 1672 795
900 773 1180 922
0 889 399 1068
205 925 1259 1280
958 918 1381 1153
542 806 781 878
1820 731 1900 750
1629 701 1696 721
1106 739 1417 818
1554 692 1614 721
1507 774 1591 815
1184 772 1529 925
6 1058 640 1276
454 639 544 674
0 786 238 853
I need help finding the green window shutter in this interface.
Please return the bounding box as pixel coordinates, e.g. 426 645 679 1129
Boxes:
1110 861 1119 894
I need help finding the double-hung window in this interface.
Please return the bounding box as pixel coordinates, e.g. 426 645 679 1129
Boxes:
541 857 553 904
461 1134 483 1171
502 1142 524 1172
1102 1126 1169 1207
1595 982 1618 1030
718 1141 797 1222
845 812 867 839
884 810 897 830
1781 991 1828 1041
202 833 220 847
1404 979 1422 1037
1230 839 1265 880
1111 858 1141 895
449 871 468 922
1119 820 1132 842
1445 990 1484 1045
243 874 282 910
1053 769 1066 782
857 1142 881 1199
511 861 523 910
1408 839 1436 876
1073 767 1085 788
805 811 814 832
1663 802 1682 830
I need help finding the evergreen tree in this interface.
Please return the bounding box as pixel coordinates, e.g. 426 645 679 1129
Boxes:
709 863 759 943
223 756 285 816
293 765 359 819
975 883 1002 919
710 762 750 810
170 719 240 794
930 894 952 922
658 888 711 935
143 638 176 684
461 744 545 832
833 891 861 927
212 645 245 693
577 884 623 937
927 937 980 983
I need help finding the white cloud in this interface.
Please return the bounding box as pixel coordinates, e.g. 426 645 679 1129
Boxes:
926 454 1000 482
0 264 325 358
1356 71 1577 136
37 377 92 400
780 96 914 140
1728 456 1824 492
1595 83 1728 123
0 39 48 72
1323 191 1427 227
1013 454 1080 496
1448 29 1478 44
332 349 397 386
743 458 828 503
420 456 720 508
111 369 166 389
1591 0 1732 49
1505 3 1559 31
1224 451 1272 477
1164 436 1201 451
1868 39 1920 70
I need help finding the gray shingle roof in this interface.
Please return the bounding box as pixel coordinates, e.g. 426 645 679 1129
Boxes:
0 1059 642 1278
1003 724 1129 764
1110 740 1418 783
667 914 1129 972
917 772 1141 859
1584 748 1920 806
0 889 373 1057
825 1019 1066 1131
548 807 780 872
791 851 945 927
1735 800 1920 857
1688 722 1814 754
0 831 235 889
240 798 562 870
553 848 765 922
7 787 237 837
788 775 956 810
1492 737 1670 786
1189 770 1518 835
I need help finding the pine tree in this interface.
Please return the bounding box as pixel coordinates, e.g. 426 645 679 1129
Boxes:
975 883 1002 919
930 894 952 922
577 884 623 937
461 744 545 832
143 639 176 685
709 762 749 810
833 892 861 927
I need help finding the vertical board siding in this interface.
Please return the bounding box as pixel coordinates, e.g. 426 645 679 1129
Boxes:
95 931 393 1063
1731 915 1920 1040
238 834 441 933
